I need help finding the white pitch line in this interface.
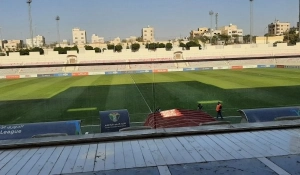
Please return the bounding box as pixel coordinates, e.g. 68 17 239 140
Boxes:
129 74 152 113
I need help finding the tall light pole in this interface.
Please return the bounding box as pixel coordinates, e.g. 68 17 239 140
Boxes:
27 0 34 48
0 27 2 50
299 0 300 41
209 10 214 44
56 16 61 47
250 0 254 44
215 13 219 30
264 26 268 44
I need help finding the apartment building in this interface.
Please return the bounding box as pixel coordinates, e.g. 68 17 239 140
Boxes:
91 34 104 44
26 35 45 48
190 27 221 39
268 20 290 36
142 26 154 42
219 24 243 36
3 40 23 50
72 28 87 45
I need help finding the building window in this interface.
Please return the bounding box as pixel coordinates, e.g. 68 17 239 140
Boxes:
144 30 147 32
81 37 84 39
81 33 83 35
145 34 147 36
75 37 78 39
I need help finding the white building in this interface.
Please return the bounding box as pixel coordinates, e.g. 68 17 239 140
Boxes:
26 35 45 48
72 28 87 45
142 26 155 42
125 36 137 43
4 40 23 51
268 20 290 36
219 24 243 37
91 34 104 44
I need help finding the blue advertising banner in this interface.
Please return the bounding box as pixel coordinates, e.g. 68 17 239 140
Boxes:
0 120 81 140
257 65 267 68
269 65 276 68
105 71 121 75
195 67 213 71
100 109 130 133
37 74 54 77
238 106 300 123
54 73 72 77
183 68 195 71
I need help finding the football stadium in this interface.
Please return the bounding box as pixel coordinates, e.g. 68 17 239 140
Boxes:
1 47 300 174
1 0 300 173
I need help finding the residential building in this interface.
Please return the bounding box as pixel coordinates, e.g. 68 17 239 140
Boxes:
110 37 121 45
4 40 23 51
219 24 243 36
26 35 45 48
190 27 209 38
91 34 104 44
72 28 87 45
125 36 137 43
56 40 73 48
190 27 221 39
268 20 290 36
142 26 154 42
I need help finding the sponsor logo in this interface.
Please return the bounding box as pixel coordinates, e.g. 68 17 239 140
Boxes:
276 65 284 68
153 69 168 73
109 112 120 122
72 72 88 76
6 75 20 79
232 66 243 69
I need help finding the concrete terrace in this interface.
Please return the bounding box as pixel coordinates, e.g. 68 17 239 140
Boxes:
0 120 300 175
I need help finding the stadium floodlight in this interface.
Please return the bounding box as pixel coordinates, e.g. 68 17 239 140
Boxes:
250 0 254 44
27 0 34 48
0 27 2 50
56 16 61 47
209 10 214 44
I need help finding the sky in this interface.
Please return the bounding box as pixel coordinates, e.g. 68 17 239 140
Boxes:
0 0 298 43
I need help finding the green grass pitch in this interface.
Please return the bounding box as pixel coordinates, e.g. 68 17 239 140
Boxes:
0 68 300 126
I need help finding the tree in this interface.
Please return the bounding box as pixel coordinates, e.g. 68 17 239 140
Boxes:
166 43 173 51
186 41 201 50
70 46 79 53
94 47 101 53
148 43 157 50
31 47 44 55
19 49 30 55
179 42 186 48
284 28 299 45
107 44 115 50
54 47 67 54
158 43 165 48
115 45 123 52
84 45 94 50
131 43 140 52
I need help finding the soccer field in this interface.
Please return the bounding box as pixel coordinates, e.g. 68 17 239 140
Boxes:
1 68 300 126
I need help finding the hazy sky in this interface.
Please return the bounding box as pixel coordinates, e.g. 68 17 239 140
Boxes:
0 0 298 43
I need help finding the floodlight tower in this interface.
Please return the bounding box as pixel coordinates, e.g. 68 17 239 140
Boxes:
209 10 214 44
215 13 219 30
56 16 61 47
250 0 254 44
27 0 34 48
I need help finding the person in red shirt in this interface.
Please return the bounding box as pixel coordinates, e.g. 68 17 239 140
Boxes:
216 102 223 119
